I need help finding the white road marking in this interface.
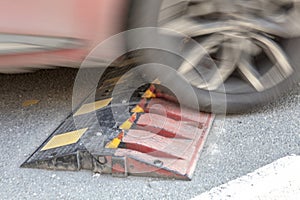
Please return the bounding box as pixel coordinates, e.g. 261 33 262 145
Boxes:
192 155 300 200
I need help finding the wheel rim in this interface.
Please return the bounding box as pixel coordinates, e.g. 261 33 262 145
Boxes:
159 0 299 94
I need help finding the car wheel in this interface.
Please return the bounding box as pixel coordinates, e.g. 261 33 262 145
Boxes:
128 0 300 113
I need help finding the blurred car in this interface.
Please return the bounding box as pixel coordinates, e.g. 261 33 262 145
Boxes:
0 0 299 113
0 0 129 73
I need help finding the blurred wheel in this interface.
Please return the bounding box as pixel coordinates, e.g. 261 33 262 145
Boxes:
129 0 300 113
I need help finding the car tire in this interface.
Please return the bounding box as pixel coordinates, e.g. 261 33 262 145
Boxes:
128 0 300 114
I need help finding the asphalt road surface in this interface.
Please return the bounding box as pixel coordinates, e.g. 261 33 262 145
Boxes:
0 68 299 200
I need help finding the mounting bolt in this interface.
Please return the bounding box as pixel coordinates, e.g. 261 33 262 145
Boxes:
98 156 107 165
153 160 163 168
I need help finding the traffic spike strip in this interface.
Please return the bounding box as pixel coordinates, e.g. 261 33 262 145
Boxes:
21 66 215 180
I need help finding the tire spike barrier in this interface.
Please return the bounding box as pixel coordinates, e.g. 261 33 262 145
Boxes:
21 66 215 180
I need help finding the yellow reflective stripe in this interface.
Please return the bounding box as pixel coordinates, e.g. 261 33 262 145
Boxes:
131 105 144 113
22 100 40 107
41 128 88 151
103 77 122 86
119 113 137 130
105 138 121 149
119 120 133 130
105 131 124 149
74 98 112 116
142 89 156 99
152 78 161 84
102 73 132 86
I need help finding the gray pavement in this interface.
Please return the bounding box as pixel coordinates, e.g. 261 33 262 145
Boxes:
0 68 299 200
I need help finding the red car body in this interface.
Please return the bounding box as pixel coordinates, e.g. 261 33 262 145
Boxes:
0 0 129 73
